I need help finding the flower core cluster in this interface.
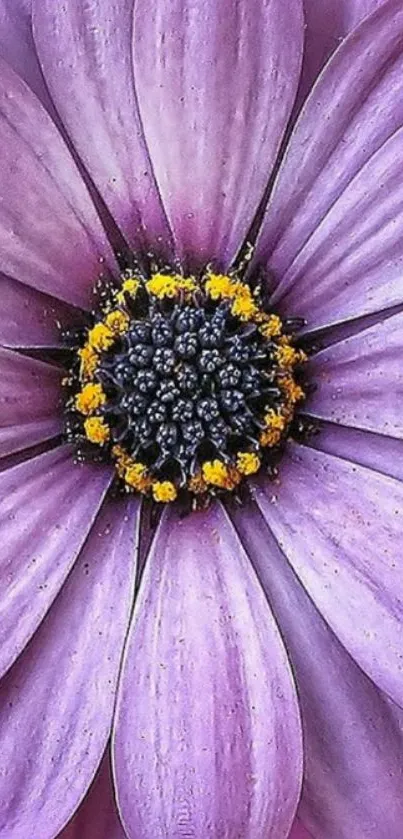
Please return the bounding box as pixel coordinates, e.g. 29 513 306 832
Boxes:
64 267 306 504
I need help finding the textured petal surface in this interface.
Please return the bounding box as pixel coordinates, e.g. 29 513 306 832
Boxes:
59 751 127 839
33 0 173 257
0 493 139 839
0 446 112 679
0 420 61 460
0 0 47 102
0 58 117 309
255 0 403 329
0 273 82 348
251 444 403 707
113 503 302 839
273 125 403 331
307 311 403 437
305 422 403 483
299 0 385 104
228 497 403 839
0 348 63 455
132 0 304 270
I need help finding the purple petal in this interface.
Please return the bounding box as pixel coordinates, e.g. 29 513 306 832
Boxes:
306 311 403 437
0 0 49 103
0 445 112 680
0 348 63 455
254 0 403 329
274 125 403 332
0 273 82 348
229 495 403 839
131 0 304 270
0 493 139 839
33 0 173 257
0 57 117 309
59 750 127 839
251 443 403 708
0 419 61 460
113 503 302 839
299 0 385 105
303 421 403 483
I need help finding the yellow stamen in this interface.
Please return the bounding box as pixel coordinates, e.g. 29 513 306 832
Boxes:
258 314 283 338
231 288 259 321
75 383 106 415
87 322 115 352
152 480 178 502
276 344 301 370
204 273 234 300
111 445 133 478
259 410 287 448
84 416 110 445
188 471 208 495
125 462 152 493
105 309 130 335
259 428 283 447
78 345 99 380
280 376 305 404
178 277 198 294
202 459 241 490
116 277 140 305
236 451 261 476
146 273 197 299
205 274 259 321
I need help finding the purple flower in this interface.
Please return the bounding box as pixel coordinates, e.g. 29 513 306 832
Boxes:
0 0 401 837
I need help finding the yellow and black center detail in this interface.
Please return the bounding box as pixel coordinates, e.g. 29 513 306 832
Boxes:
63 268 306 505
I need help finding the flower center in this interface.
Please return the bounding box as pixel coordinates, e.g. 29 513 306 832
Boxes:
64 267 306 505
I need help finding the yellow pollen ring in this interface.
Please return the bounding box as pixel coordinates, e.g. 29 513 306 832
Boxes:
105 309 130 335
146 273 197 299
87 322 115 352
188 471 208 495
257 314 283 338
152 481 178 502
67 265 308 502
125 462 152 493
116 276 141 305
78 345 99 380
236 451 261 476
84 416 110 445
276 343 305 370
75 383 106 415
204 273 234 300
280 376 305 405
259 410 288 448
204 273 259 322
202 459 241 490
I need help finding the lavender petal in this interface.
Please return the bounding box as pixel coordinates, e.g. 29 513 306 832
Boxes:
0 446 112 680
254 0 403 330
251 443 403 708
307 311 403 438
229 495 403 839
131 0 304 270
33 0 174 259
113 502 302 839
0 58 117 309
0 494 139 839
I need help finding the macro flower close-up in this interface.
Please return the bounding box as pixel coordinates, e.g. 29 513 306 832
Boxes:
1 0 403 837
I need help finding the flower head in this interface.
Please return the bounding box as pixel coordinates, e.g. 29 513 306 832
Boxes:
0 1 402 838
